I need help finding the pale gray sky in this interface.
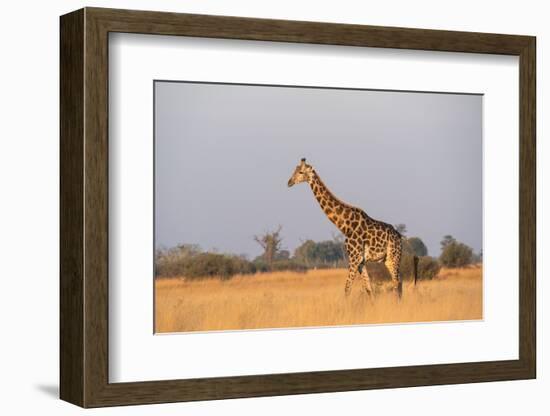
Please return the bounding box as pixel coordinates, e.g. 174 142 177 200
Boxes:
155 81 482 258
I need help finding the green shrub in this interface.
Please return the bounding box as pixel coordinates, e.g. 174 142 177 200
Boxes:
418 256 441 280
183 253 256 280
155 245 257 280
253 258 308 273
156 243 308 280
271 259 308 273
155 244 201 277
401 253 440 281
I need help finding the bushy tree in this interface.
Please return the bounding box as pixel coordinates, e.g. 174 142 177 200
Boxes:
293 239 316 268
407 237 428 256
294 239 345 268
440 235 456 250
402 236 428 257
439 238 474 268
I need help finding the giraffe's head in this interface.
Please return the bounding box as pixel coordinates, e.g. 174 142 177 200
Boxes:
287 158 313 187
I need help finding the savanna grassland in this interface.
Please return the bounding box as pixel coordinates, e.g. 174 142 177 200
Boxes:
155 265 482 333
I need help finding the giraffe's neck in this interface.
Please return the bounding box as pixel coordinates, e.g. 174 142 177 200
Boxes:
309 170 359 234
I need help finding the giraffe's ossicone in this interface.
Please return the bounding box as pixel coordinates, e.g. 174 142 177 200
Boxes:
288 158 406 298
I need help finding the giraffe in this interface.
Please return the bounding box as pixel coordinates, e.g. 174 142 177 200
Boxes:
287 158 406 298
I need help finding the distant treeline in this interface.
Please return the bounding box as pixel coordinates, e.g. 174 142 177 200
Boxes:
155 224 480 281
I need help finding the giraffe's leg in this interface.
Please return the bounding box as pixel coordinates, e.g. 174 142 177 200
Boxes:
345 256 361 296
359 263 374 295
385 238 403 299
344 238 363 296
385 258 402 298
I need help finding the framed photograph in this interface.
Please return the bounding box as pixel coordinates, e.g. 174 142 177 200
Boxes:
60 7 536 408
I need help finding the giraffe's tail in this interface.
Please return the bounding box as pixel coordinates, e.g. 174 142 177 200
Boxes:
413 255 419 285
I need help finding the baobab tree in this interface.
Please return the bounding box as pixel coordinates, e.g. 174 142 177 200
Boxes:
254 225 284 271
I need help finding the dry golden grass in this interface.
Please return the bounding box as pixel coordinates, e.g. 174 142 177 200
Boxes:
155 265 482 333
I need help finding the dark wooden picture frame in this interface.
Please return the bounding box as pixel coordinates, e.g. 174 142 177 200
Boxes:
60 7 536 408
